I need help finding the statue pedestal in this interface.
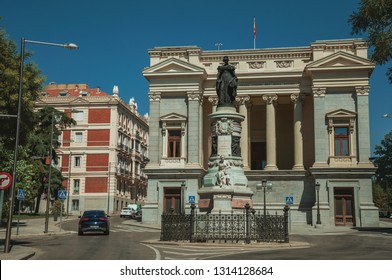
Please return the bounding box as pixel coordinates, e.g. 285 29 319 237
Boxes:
198 106 253 213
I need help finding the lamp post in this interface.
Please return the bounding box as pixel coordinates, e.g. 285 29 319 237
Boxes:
107 162 113 215
262 179 267 217
44 111 55 233
256 179 272 219
4 38 78 253
66 151 72 217
315 182 321 225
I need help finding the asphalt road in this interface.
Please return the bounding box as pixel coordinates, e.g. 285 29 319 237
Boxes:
27 216 160 260
19 217 392 260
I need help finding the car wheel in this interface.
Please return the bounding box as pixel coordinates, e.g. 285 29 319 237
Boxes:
78 230 83 236
104 230 109 235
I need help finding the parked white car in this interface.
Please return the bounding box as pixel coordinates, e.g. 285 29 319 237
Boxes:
120 207 132 218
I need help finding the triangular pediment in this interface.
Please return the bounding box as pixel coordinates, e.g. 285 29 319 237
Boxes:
69 97 89 104
326 108 356 118
307 51 375 70
160 112 187 122
143 58 205 74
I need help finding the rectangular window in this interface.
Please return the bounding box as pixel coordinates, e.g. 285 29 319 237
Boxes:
74 132 83 143
74 111 84 121
73 179 80 193
72 200 79 211
168 130 181 158
74 156 81 167
334 127 349 156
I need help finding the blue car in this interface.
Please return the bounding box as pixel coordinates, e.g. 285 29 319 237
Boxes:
78 210 110 235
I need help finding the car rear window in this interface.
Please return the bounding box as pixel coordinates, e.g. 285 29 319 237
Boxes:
83 210 105 217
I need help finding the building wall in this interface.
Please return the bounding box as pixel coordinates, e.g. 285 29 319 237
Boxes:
142 39 379 227
35 84 149 215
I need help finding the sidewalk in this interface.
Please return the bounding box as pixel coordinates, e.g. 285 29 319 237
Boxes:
0 216 75 260
1 216 391 260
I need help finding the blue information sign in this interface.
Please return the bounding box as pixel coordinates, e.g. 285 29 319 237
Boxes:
188 196 196 204
285 196 294 205
17 189 25 200
58 190 67 200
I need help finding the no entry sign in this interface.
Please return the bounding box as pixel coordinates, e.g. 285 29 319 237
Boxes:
0 172 12 190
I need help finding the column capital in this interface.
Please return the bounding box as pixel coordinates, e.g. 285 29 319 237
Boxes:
355 85 370 96
208 96 219 106
149 91 161 101
235 95 250 105
262 94 278 105
290 92 305 103
312 87 326 97
187 91 202 101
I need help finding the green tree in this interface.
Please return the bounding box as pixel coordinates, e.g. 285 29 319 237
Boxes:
349 0 392 82
0 25 45 150
373 131 392 212
28 106 76 213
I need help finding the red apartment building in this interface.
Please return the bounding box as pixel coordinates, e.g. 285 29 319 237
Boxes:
35 83 149 215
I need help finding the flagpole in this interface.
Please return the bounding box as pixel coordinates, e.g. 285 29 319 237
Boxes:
253 17 256 49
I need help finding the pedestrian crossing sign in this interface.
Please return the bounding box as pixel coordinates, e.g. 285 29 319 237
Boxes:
58 190 67 200
285 196 294 205
17 189 25 200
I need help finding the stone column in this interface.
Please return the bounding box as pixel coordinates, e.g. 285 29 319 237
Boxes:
290 93 305 170
312 87 328 168
148 92 161 166
355 86 372 166
187 91 202 165
262 94 278 171
236 95 250 170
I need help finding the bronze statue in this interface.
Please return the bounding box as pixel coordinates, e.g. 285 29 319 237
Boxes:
216 56 238 107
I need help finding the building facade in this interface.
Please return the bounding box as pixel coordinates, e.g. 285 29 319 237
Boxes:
35 83 149 215
142 39 379 228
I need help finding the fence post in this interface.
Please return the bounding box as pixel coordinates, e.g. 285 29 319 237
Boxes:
284 205 290 243
245 202 250 244
190 203 196 243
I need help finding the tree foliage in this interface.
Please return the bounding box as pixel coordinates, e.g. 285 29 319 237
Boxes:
373 131 392 211
0 24 76 217
349 0 392 82
0 26 45 150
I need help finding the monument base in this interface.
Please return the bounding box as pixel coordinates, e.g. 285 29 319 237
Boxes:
198 186 253 213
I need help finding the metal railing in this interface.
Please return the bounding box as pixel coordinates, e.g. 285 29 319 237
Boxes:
161 204 289 244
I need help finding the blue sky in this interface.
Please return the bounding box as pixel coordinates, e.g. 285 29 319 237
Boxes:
1 0 391 155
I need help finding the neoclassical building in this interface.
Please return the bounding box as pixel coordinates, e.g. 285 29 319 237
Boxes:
142 39 379 228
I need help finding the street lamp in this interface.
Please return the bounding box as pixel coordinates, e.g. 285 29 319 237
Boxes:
256 179 273 218
107 162 113 215
4 38 78 253
44 111 56 233
315 182 321 225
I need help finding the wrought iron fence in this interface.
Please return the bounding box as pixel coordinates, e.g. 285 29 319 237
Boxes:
160 204 289 243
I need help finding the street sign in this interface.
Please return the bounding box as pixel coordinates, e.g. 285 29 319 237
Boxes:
58 190 67 200
17 189 25 200
285 196 294 205
188 195 196 204
0 172 12 190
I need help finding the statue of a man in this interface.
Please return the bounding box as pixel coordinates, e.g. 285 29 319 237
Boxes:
216 56 238 107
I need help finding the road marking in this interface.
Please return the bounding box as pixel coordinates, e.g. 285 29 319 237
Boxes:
142 244 162 260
